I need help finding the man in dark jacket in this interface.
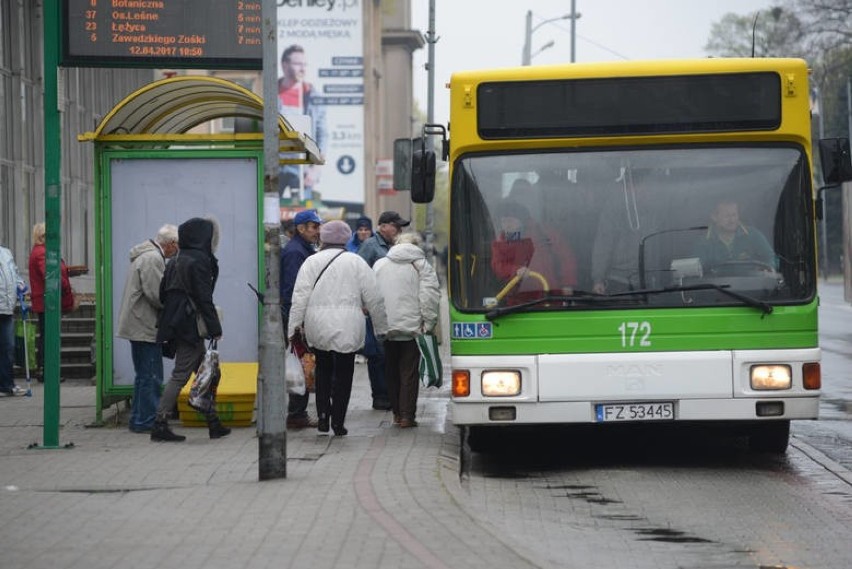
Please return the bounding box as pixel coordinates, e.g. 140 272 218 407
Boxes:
357 211 410 411
357 211 408 267
280 209 321 429
151 217 229 442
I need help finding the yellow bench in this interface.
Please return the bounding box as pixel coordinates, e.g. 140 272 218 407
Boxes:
178 362 257 427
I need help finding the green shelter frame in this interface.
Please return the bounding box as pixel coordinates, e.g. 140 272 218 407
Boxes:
79 76 322 423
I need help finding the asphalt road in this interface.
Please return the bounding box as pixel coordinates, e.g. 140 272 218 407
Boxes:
451 280 852 569
793 280 852 470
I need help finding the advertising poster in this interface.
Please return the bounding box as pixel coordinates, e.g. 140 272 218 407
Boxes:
277 0 364 210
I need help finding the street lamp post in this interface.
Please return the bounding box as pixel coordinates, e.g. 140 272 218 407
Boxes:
522 10 533 66
259 0 287 480
522 4 581 66
570 0 578 63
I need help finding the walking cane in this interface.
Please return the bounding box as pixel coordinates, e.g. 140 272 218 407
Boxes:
17 288 32 397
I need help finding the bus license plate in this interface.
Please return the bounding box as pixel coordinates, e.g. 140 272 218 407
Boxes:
595 402 674 422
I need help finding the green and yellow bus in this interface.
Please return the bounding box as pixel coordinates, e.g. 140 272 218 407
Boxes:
406 58 852 453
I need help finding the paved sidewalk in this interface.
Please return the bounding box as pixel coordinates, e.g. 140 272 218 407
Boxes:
0 364 535 569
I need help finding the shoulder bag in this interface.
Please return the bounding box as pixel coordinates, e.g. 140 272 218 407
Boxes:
289 249 346 392
174 253 212 339
312 249 346 289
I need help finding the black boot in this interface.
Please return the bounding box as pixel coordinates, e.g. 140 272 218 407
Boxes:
150 420 186 442
207 416 231 439
317 416 330 434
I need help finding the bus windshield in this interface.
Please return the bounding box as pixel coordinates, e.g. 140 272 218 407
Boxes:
450 145 814 312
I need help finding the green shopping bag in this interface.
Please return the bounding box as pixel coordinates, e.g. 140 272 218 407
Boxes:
416 333 442 388
15 318 37 371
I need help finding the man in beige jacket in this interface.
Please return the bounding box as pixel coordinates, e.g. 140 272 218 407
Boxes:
116 225 178 433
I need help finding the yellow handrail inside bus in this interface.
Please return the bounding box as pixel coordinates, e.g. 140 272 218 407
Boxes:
495 270 549 301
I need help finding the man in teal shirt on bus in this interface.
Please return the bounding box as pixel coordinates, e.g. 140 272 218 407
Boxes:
694 199 777 273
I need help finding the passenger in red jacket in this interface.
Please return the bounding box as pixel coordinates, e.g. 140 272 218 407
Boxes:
28 222 75 381
490 200 577 302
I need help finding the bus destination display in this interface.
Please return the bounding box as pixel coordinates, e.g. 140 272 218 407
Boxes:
62 0 262 69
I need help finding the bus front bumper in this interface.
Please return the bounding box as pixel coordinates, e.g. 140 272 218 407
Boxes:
449 349 821 426
450 396 819 426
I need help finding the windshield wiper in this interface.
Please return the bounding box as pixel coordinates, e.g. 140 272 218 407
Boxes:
610 283 773 315
485 284 773 320
484 291 606 321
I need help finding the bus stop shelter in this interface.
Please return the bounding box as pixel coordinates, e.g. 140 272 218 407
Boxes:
78 75 322 422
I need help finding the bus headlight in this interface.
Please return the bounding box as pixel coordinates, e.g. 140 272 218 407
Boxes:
481 371 521 397
750 365 792 390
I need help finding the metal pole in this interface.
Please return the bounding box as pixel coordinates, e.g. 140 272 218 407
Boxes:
847 76 851 144
426 0 436 140
838 76 852 283
845 76 852 286
258 0 287 480
522 10 532 65
42 0 63 448
570 0 577 63
818 87 828 281
424 0 436 262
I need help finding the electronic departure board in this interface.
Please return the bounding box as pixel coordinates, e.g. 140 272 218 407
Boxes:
61 0 263 69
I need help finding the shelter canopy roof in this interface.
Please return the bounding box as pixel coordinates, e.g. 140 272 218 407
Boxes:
78 75 321 164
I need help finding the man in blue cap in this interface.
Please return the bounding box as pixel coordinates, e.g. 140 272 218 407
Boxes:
280 209 322 429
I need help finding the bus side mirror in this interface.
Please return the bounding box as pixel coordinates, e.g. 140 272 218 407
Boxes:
819 138 852 185
395 124 446 204
412 148 436 204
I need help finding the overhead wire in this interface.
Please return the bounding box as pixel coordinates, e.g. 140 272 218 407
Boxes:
543 16 631 60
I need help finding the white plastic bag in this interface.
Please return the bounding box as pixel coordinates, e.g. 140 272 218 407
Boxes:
285 344 306 396
189 340 221 414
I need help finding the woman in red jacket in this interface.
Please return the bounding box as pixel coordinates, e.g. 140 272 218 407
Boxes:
491 201 578 303
28 223 74 381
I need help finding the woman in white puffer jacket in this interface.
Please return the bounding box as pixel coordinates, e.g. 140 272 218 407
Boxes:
373 232 440 428
288 220 388 436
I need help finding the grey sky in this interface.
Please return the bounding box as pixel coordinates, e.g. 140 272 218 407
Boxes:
411 0 770 125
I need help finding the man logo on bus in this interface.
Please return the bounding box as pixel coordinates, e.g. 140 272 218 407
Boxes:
606 363 663 378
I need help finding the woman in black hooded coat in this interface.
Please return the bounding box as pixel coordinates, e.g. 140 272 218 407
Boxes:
151 217 229 442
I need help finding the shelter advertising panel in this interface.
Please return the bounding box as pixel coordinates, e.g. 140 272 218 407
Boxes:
107 155 260 389
277 0 364 206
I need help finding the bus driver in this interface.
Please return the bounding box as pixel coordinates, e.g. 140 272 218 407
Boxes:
693 199 777 273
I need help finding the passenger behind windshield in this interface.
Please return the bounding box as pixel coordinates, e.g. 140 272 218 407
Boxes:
692 199 777 275
591 168 661 294
490 186 577 304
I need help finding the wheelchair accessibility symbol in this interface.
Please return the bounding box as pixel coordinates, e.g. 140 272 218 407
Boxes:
452 322 492 339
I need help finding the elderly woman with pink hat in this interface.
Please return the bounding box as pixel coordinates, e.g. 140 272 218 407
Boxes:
287 220 388 436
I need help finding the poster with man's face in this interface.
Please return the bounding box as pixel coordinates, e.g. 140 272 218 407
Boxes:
277 1 364 207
